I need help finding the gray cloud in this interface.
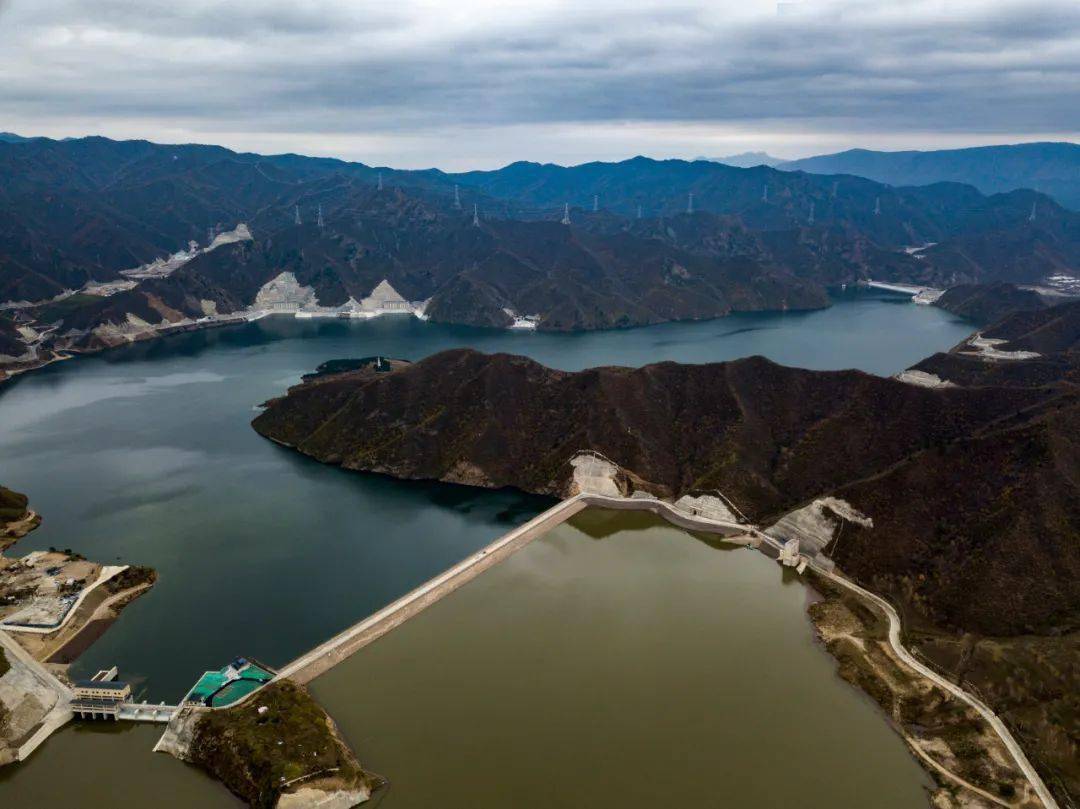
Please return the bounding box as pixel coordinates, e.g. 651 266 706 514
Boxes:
0 0 1076 166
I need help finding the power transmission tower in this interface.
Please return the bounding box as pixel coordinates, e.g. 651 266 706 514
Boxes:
454 184 462 210
592 195 598 213
561 203 571 225
1029 202 1037 222
637 205 643 219
874 196 881 216
317 204 324 228
762 184 768 203
472 203 480 227
294 205 301 225
832 181 838 199
808 201 815 225
687 192 694 214
377 172 383 191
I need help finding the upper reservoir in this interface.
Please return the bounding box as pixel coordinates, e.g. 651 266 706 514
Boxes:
311 509 932 808
0 290 972 701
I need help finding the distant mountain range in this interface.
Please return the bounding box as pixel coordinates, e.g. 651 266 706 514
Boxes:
704 152 786 168
780 142 1080 210
0 134 1078 356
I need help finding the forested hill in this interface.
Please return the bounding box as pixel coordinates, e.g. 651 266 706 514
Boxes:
2 135 1078 338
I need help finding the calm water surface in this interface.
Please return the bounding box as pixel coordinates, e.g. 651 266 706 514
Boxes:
0 723 239 806
313 510 932 808
0 292 966 804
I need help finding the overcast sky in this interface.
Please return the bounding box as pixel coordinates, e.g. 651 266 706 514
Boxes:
0 0 1077 169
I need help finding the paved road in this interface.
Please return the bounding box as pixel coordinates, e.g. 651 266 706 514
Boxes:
818 568 1059 809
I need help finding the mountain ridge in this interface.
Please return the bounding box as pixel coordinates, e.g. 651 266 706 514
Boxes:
781 142 1080 209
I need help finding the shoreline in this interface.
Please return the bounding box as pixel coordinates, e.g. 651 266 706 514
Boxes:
1 293 856 390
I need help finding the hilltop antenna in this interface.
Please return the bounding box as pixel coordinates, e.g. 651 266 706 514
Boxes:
762 184 768 203
472 203 480 227
317 204 324 229
561 203 571 225
592 194 598 213
294 204 301 225
454 184 462 210
377 172 383 191
687 192 694 215
874 196 881 216
808 201 815 225
637 204 643 220
1029 202 1037 222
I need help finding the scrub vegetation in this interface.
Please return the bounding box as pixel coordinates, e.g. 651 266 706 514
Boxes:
189 681 379 808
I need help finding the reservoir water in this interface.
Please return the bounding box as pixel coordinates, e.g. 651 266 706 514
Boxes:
0 291 968 804
311 510 932 808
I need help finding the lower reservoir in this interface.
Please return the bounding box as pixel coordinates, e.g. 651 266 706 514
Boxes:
0 723 239 807
311 509 932 808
